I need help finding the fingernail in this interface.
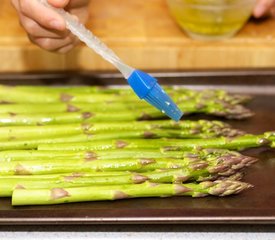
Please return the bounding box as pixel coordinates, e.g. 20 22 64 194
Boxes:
49 20 64 30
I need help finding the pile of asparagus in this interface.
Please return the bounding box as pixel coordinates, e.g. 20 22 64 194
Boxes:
0 85 273 206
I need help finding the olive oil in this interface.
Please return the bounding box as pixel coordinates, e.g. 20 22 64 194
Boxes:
167 0 255 40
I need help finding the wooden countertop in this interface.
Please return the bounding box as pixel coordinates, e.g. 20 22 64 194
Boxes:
1 0 275 72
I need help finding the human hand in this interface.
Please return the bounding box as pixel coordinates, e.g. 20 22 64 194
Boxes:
253 0 275 18
11 0 90 53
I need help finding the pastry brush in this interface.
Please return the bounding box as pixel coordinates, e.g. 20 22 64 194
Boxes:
38 0 183 121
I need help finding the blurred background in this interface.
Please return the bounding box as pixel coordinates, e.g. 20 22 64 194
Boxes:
2 0 275 73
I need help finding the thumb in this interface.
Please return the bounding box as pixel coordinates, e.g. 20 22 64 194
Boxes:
47 0 70 8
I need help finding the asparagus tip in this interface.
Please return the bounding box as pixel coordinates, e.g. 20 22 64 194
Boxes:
207 180 253 197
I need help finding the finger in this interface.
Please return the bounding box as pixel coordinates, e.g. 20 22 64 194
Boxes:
56 44 75 54
253 0 275 17
29 34 78 52
47 0 70 8
18 0 66 31
50 37 80 53
18 14 70 38
47 0 89 10
56 41 79 54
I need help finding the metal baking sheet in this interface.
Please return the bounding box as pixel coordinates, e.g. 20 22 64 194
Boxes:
0 70 274 225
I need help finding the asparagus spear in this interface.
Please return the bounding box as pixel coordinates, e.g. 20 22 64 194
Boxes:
15 85 119 94
0 103 253 126
3 85 252 106
0 85 139 103
0 158 208 175
0 86 253 119
0 128 242 151
0 123 250 151
0 101 252 119
0 166 242 197
11 180 252 205
0 148 240 162
0 102 147 114
0 171 129 197
0 119 230 135
1 85 251 104
0 120 243 141
0 134 94 151
1 130 271 152
0 111 168 126
38 133 274 152
0 149 257 176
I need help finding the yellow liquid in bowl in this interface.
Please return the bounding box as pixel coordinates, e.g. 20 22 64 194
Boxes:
167 0 255 40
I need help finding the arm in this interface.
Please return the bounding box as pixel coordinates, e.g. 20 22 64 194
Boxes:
11 0 90 53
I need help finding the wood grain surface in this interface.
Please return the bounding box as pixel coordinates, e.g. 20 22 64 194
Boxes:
1 0 275 72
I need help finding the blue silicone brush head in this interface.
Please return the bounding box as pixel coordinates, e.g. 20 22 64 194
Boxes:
127 70 183 121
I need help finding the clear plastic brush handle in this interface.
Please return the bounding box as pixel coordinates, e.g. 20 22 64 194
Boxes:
38 0 134 79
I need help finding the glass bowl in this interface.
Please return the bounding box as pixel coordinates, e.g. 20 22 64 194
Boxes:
166 0 256 40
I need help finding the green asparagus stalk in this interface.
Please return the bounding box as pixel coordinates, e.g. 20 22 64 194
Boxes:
0 171 129 197
11 180 252 205
0 166 242 197
38 132 274 152
0 120 243 141
0 155 251 197
0 158 207 175
0 148 240 162
0 112 89 126
0 171 127 178
0 122 250 151
0 85 140 103
0 86 253 119
0 123 84 140
0 149 257 176
15 85 120 94
0 101 252 119
0 129 215 143
1 85 250 103
4 85 252 105
0 127 245 151
0 134 93 151
0 119 230 135
2 130 272 152
0 104 253 126
0 102 149 114
0 111 168 126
